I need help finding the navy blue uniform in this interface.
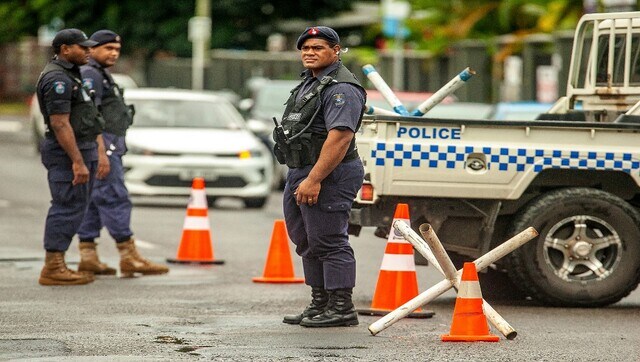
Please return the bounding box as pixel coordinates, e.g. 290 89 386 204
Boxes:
77 59 133 243
283 61 365 290
37 59 98 252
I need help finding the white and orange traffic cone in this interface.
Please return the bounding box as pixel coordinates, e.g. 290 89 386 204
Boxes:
358 203 434 318
442 262 499 342
167 178 224 265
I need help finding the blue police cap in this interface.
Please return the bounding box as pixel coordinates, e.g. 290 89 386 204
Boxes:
52 29 97 48
90 30 121 47
296 26 340 50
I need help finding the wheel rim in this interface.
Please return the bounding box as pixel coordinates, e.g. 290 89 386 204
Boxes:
543 215 622 282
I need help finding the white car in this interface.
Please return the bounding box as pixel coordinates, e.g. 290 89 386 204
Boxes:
123 88 273 208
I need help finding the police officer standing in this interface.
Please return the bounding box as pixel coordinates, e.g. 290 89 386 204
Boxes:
76 30 169 278
37 29 110 286
277 26 365 327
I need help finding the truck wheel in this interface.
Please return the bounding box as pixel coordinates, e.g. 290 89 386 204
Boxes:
506 188 640 307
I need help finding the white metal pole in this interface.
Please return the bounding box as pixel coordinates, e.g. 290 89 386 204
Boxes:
418 223 518 340
368 225 538 336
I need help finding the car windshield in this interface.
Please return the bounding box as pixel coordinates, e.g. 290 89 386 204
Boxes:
252 82 296 119
128 99 244 129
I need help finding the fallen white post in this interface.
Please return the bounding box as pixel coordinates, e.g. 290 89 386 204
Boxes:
362 64 410 116
412 67 476 117
364 104 401 117
419 223 517 340
368 225 538 336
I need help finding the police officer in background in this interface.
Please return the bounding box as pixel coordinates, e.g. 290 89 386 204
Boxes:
37 29 110 286
76 30 169 278
277 26 365 327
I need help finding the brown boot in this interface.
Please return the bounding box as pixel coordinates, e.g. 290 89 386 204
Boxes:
39 251 95 286
117 239 169 277
78 242 117 275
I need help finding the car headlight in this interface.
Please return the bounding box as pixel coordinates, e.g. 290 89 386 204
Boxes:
238 150 263 159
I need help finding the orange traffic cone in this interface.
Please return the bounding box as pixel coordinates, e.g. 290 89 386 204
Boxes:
442 262 499 342
358 203 434 318
167 178 224 265
253 220 304 283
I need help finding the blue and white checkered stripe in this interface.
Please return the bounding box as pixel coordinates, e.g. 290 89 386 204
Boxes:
371 143 640 174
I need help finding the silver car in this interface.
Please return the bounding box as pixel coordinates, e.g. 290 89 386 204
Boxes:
123 88 273 208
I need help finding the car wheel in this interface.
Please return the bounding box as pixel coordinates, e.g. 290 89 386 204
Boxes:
506 188 640 307
244 197 267 209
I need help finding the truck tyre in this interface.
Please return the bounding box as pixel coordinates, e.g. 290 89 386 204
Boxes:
506 188 640 307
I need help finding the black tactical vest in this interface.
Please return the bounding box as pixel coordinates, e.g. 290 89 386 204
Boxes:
273 63 365 168
38 62 104 142
93 66 134 136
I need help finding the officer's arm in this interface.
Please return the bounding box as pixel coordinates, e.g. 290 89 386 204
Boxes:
95 134 110 179
49 114 89 186
294 129 353 205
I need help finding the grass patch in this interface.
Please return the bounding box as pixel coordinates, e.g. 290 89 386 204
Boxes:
0 102 29 116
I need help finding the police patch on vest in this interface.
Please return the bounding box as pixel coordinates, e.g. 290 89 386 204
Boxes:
82 78 94 90
332 93 346 107
286 113 302 121
53 81 66 94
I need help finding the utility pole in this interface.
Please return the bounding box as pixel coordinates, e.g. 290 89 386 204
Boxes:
189 0 211 90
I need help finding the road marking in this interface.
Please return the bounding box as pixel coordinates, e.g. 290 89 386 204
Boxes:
0 121 22 133
134 239 156 249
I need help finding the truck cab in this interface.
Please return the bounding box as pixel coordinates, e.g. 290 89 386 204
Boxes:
546 13 640 122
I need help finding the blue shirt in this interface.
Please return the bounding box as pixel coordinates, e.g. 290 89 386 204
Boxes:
297 61 366 134
80 58 115 108
36 58 97 159
80 59 127 156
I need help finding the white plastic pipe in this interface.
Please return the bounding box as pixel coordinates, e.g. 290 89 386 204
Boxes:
362 64 410 116
412 67 476 117
368 225 538 336
364 104 401 117
419 223 517 340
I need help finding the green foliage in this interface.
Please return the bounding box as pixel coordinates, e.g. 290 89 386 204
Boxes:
404 0 584 54
0 0 354 57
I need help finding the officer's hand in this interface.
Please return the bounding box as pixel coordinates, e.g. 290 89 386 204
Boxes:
72 162 90 185
295 178 321 206
96 154 111 180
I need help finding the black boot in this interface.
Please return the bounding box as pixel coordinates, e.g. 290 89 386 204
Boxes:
299 288 359 327
283 287 329 325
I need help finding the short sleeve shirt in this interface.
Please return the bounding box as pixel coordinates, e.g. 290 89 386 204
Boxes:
37 59 80 119
80 58 114 107
36 58 98 158
296 62 366 134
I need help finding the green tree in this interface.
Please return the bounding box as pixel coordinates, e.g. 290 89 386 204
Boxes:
0 0 355 57
404 0 584 53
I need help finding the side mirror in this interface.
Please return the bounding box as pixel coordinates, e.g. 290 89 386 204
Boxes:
238 98 254 113
246 119 270 135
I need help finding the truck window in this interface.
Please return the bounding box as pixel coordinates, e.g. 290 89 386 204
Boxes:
595 34 640 86
574 22 594 89
575 24 640 88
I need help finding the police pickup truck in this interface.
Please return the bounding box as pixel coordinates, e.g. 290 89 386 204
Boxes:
349 12 640 307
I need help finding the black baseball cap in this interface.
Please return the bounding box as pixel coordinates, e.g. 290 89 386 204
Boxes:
52 28 98 48
90 30 121 47
296 26 340 50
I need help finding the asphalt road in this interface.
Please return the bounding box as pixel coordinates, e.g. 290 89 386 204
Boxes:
0 118 639 361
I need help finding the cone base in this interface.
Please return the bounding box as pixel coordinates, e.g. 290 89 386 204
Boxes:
252 276 305 283
357 308 435 319
441 334 500 342
166 258 225 265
